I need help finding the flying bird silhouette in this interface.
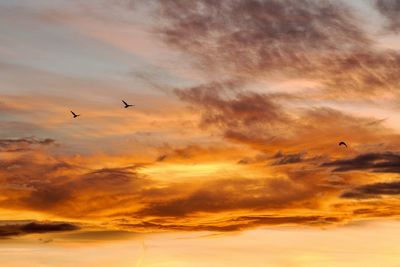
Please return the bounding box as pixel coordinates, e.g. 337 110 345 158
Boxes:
339 141 348 148
122 100 134 108
70 111 80 118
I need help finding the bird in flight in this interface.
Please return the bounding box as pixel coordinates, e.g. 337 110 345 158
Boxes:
339 141 348 148
122 100 134 108
70 111 80 118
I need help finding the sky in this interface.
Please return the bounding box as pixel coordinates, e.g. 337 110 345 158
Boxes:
1 0 400 266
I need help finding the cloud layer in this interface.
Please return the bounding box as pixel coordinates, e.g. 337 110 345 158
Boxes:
156 0 400 98
1 0 400 235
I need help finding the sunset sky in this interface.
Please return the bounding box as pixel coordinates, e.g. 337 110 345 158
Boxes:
1 0 400 266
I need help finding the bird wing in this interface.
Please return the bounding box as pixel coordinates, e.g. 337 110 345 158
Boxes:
339 142 347 147
122 100 128 106
70 111 76 116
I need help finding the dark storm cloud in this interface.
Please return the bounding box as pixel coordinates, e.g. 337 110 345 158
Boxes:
341 180 400 199
375 0 400 32
0 221 79 238
322 152 400 173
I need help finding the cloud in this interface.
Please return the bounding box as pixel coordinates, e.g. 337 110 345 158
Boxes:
155 143 242 163
375 0 400 32
158 0 368 74
175 81 293 151
0 137 55 152
154 0 400 98
4 0 400 234
0 135 397 232
341 180 400 199
120 215 343 232
237 151 310 166
0 221 79 238
0 145 151 218
238 153 271 164
271 151 306 165
19 166 150 217
318 49 400 96
137 177 321 217
322 152 400 173
176 81 287 128
176 80 393 156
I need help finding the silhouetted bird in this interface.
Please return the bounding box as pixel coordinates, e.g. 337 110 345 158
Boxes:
339 141 348 148
122 100 134 108
70 111 80 118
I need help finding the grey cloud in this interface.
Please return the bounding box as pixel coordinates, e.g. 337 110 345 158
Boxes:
375 0 400 32
0 221 79 238
322 152 400 173
341 180 400 199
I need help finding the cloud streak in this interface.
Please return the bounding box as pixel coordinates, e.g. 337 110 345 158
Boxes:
0 221 79 238
322 152 400 173
341 180 400 199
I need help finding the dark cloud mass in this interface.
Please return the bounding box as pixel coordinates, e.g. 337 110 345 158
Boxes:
0 148 150 217
341 180 400 199
272 151 305 165
322 152 400 173
138 177 320 217
176 82 287 129
375 0 400 32
0 221 79 238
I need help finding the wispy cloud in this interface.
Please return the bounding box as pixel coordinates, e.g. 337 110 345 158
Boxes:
375 0 400 32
